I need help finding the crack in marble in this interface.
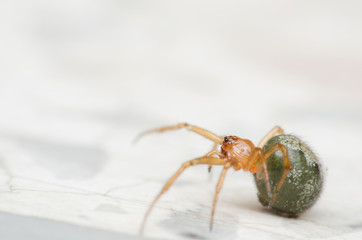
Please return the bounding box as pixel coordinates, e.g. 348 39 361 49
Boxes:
0 174 149 206
103 181 148 196
0 155 14 192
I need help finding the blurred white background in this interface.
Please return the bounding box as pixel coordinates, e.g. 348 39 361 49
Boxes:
0 1 362 240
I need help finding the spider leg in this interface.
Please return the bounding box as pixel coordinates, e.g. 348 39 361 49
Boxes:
210 162 232 231
206 143 223 173
255 126 284 198
247 148 272 197
140 156 227 235
257 126 284 148
263 143 291 207
135 123 224 144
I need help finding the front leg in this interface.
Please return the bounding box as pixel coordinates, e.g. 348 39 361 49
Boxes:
210 162 232 231
205 143 223 172
140 156 227 234
135 123 224 144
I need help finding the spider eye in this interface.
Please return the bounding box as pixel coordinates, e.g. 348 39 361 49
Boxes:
224 136 234 144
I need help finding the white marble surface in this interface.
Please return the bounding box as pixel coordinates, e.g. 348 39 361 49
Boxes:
1 1 362 240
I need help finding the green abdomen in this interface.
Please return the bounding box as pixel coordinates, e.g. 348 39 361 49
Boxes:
254 135 323 217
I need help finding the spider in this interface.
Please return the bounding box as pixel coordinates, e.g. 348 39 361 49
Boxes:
138 123 322 234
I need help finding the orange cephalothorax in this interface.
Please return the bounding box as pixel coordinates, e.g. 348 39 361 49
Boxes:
221 136 255 170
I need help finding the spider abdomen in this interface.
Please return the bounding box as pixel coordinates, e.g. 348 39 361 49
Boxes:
254 135 323 217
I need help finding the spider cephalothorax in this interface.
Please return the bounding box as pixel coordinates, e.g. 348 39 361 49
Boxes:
221 136 255 171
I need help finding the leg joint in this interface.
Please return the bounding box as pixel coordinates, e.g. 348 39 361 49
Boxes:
177 122 189 128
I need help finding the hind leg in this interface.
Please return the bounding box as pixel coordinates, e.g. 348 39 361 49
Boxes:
263 143 291 207
257 126 284 148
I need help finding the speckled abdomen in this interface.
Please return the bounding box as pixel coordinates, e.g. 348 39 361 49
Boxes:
254 135 323 217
